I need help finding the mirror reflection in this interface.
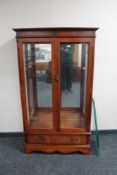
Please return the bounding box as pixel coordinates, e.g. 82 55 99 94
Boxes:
60 43 88 128
24 43 53 128
35 44 52 107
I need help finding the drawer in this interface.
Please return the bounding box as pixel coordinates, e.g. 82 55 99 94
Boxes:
27 135 88 145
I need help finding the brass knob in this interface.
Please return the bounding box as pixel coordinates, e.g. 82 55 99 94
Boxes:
36 136 45 143
71 136 80 143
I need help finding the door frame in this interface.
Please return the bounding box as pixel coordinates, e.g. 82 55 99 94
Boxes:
55 38 95 132
17 37 95 133
17 38 58 133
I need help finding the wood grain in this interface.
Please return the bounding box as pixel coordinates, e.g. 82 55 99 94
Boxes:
29 110 84 129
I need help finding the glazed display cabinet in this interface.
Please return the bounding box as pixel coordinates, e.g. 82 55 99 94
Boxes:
14 27 98 154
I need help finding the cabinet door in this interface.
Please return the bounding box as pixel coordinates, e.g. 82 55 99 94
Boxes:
19 39 56 130
55 38 93 130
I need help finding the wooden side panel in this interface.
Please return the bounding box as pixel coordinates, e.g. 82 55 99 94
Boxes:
16 39 30 130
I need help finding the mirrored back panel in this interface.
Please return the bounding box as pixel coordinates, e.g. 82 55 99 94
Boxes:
23 43 53 128
60 43 89 128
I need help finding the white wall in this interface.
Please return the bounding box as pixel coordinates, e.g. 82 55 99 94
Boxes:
0 0 117 132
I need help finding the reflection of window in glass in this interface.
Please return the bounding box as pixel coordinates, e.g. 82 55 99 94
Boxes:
34 44 51 61
73 44 82 67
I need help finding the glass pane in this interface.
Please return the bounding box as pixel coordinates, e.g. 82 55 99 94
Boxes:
35 44 52 107
23 43 53 128
82 44 88 115
60 43 88 128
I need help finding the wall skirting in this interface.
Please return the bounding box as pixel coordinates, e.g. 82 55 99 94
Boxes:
0 130 117 137
0 132 24 137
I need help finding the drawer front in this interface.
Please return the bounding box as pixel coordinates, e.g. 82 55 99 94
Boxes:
27 135 88 145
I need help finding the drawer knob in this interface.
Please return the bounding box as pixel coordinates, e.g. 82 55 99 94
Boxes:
71 136 80 143
35 136 46 143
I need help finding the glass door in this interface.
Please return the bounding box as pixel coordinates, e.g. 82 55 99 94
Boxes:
58 41 89 129
21 38 90 131
23 41 54 129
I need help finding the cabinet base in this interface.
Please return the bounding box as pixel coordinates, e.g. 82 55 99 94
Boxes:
24 144 90 154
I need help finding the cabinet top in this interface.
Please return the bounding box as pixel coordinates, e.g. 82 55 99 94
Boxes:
13 27 99 38
13 27 99 32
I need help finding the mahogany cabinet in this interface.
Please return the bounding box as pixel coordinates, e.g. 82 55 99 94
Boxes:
13 28 98 154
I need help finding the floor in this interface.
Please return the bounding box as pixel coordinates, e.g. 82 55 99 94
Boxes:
30 110 84 128
0 133 117 175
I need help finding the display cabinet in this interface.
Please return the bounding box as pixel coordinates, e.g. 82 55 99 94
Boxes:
13 27 98 154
